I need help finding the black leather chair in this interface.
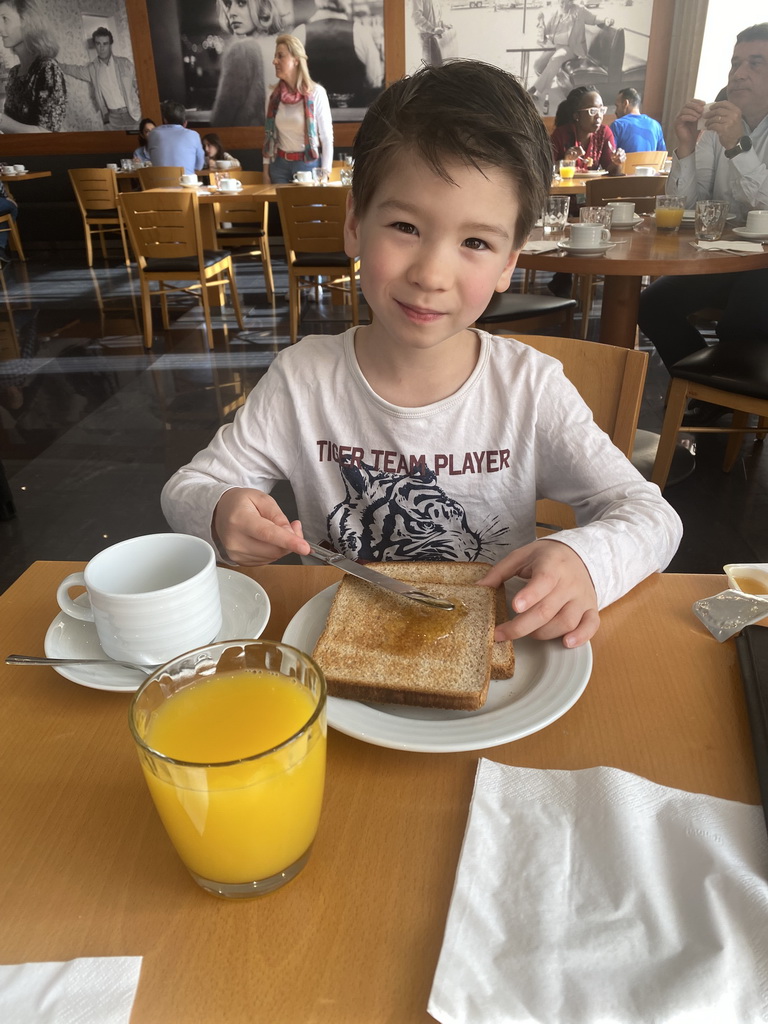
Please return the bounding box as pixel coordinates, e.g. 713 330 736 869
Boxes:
475 291 576 336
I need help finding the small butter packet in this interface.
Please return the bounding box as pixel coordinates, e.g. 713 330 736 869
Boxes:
693 589 768 642
697 102 714 130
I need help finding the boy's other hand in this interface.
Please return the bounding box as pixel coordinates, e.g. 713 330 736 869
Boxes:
476 540 599 648
213 487 311 565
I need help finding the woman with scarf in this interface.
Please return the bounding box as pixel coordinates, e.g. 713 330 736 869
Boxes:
262 34 333 185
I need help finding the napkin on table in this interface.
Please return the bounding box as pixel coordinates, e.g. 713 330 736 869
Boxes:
521 240 561 254
429 759 768 1024
694 240 765 254
0 956 142 1024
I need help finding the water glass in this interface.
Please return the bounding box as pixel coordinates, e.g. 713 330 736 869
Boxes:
544 196 569 239
695 200 729 241
340 166 353 186
313 167 330 185
580 206 613 232
120 158 132 171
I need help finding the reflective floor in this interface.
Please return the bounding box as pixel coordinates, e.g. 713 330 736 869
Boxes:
1 250 767 595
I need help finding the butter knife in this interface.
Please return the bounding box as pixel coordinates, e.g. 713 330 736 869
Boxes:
306 542 455 611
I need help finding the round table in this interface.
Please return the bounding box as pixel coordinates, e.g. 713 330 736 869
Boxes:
517 218 768 348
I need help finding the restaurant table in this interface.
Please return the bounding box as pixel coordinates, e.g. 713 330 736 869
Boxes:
0 561 760 1023
0 170 52 184
518 218 768 348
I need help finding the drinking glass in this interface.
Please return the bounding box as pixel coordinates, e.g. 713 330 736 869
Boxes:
559 159 576 180
130 639 327 899
580 206 613 232
340 166 353 186
695 200 728 241
313 167 330 185
544 196 570 239
120 158 133 172
655 196 685 232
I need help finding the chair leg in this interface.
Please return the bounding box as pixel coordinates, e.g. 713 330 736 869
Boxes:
650 378 690 489
261 239 275 304
118 218 131 267
757 416 768 441
289 273 300 344
724 411 749 472
139 278 153 349
226 265 245 328
98 227 108 261
8 219 25 261
84 222 94 267
200 282 216 350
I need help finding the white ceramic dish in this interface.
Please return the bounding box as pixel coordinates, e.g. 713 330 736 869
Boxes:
557 240 615 255
218 184 243 193
43 568 271 692
723 563 768 595
573 170 608 178
610 214 643 229
282 582 592 753
732 227 768 242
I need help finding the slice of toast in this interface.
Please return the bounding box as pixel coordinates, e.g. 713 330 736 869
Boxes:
354 561 515 679
313 577 496 711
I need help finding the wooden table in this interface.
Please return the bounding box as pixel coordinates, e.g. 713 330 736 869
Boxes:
0 563 760 1023
0 170 51 184
518 219 768 348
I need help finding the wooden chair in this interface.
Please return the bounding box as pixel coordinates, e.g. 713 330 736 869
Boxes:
585 174 666 214
118 189 244 350
232 170 262 185
276 184 360 344
136 166 184 190
475 291 576 336
0 211 24 261
510 333 648 531
622 151 668 176
651 344 768 490
68 168 130 267
211 189 274 303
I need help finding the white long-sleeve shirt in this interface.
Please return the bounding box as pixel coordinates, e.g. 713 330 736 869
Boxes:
264 84 333 173
666 114 768 219
161 329 682 611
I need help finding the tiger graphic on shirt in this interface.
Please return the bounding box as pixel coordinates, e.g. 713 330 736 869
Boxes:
326 458 509 561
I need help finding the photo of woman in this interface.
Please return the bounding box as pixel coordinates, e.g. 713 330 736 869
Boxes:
0 0 65 132
210 0 285 126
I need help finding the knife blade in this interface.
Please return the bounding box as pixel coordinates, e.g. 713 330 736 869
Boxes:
306 542 455 611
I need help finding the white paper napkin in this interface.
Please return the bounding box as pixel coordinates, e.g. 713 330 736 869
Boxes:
429 759 768 1024
521 240 561 254
694 240 765 254
0 957 142 1024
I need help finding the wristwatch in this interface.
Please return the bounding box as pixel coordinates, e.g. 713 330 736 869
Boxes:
724 136 752 159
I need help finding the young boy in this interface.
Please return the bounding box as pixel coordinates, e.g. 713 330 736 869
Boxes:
162 61 682 649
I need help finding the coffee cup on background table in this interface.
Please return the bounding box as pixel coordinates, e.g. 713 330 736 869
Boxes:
563 223 610 248
746 210 768 233
607 201 635 226
13 165 25 174
106 163 118 172
180 173 199 187
219 177 241 191
634 166 656 177
293 171 313 184
56 533 222 666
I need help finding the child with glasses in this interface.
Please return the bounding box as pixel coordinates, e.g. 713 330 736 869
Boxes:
162 61 680 649
551 87 626 173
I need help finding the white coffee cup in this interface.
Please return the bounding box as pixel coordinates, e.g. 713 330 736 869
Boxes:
293 171 313 184
106 163 118 171
216 160 233 170
13 164 26 174
564 223 610 248
56 534 222 666
745 210 768 233
219 177 241 191
607 201 635 224
634 166 655 177
179 173 199 187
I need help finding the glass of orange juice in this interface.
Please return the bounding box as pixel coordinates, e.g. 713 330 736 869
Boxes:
559 159 576 180
129 639 327 899
655 195 685 232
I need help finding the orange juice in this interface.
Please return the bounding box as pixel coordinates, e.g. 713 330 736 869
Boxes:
559 164 576 179
142 670 326 884
656 207 684 230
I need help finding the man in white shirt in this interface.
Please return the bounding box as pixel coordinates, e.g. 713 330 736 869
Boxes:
61 28 140 130
638 22 768 423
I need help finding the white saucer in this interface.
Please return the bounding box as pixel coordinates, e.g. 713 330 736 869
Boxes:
610 214 643 229
43 568 271 692
218 185 243 193
557 240 615 255
282 582 592 753
732 226 768 241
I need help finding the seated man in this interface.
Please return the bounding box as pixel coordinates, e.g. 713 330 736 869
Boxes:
611 88 666 152
0 181 17 265
146 101 205 177
638 21 768 424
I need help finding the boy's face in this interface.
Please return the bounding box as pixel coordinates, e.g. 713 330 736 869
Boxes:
344 153 522 357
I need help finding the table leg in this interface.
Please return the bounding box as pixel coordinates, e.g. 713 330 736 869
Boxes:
599 276 640 349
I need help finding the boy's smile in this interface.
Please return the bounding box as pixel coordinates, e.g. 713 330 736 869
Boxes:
344 154 522 367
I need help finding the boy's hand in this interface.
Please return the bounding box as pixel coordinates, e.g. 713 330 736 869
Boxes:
476 540 599 648
213 487 311 565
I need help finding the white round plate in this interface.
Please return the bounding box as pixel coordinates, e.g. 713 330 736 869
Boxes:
557 240 615 255
218 185 243 193
282 583 592 753
43 568 271 692
732 227 768 241
573 170 607 178
610 214 643 229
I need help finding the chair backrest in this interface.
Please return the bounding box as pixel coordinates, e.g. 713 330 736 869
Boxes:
233 170 263 186
585 174 665 213
118 190 203 267
276 185 351 260
622 151 668 175
212 193 267 231
136 166 184 190
68 168 120 214
509 333 649 530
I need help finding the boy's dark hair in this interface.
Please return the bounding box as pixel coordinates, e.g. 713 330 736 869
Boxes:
736 23 768 43
351 60 551 248
161 100 187 126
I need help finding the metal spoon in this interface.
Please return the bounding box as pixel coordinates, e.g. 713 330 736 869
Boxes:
6 654 159 673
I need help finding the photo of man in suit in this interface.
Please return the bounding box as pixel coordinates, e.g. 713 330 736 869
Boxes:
60 27 140 130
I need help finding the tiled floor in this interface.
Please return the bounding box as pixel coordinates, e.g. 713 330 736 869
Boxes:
1 247 767 596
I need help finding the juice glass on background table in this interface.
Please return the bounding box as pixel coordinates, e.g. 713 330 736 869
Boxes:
130 639 327 899
655 195 685 232
559 159 576 180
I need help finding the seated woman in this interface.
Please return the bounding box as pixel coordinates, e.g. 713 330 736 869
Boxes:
133 117 155 163
202 133 241 169
550 87 625 173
